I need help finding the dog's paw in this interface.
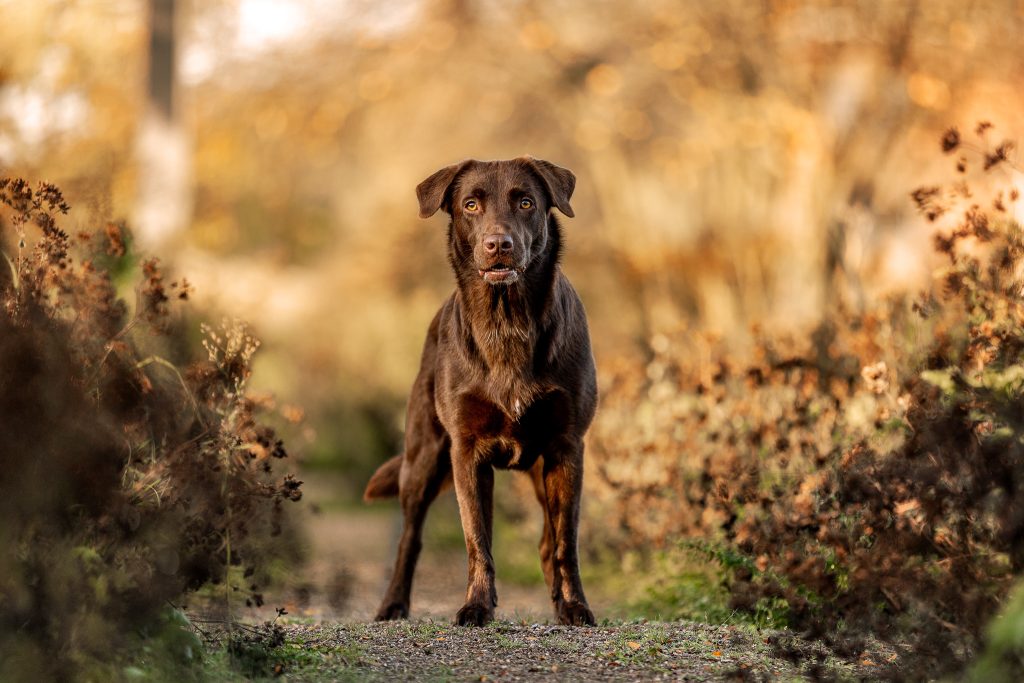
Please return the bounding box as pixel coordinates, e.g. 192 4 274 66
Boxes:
556 601 595 626
454 603 494 627
375 602 409 621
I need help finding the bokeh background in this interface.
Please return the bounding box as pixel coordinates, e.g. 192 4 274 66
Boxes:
3 0 1024 621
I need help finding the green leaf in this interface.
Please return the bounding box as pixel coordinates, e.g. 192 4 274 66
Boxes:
979 365 1024 396
921 368 956 395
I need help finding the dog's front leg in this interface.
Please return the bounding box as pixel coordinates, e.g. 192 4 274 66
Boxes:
452 446 497 626
543 442 596 626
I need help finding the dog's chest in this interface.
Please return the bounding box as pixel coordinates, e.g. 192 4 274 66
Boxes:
473 323 539 420
483 368 536 422
453 389 569 470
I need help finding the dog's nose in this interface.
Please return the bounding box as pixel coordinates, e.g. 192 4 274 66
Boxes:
483 234 513 255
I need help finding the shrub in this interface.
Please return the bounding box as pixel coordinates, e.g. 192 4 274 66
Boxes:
0 178 302 680
588 124 1024 678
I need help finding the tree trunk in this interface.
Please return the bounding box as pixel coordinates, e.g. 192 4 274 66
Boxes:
134 0 192 250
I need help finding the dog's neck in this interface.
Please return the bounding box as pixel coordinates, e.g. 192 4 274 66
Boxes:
449 216 563 416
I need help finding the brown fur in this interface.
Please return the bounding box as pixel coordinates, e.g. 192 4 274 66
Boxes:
364 156 597 627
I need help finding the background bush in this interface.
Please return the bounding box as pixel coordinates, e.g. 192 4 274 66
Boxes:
586 126 1024 678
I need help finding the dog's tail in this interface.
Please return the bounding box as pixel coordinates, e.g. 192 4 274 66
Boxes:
363 454 403 501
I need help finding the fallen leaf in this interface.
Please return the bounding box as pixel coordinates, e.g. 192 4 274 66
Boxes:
627 641 642 650
712 650 722 658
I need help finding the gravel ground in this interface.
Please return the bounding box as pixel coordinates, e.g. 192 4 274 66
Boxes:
257 619 900 682
209 481 900 680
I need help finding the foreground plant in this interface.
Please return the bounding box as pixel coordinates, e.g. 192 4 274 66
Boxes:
0 178 302 680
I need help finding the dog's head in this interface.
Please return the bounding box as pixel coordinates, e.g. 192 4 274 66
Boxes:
416 157 575 286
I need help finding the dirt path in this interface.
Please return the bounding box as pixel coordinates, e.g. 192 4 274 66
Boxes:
256 619 897 681
300 503 555 619
283 474 565 623
208 478 900 680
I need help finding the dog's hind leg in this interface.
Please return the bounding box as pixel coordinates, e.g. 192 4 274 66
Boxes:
529 461 555 597
375 433 451 621
374 312 451 621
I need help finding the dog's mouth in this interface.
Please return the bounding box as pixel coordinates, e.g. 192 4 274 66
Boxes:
479 264 520 285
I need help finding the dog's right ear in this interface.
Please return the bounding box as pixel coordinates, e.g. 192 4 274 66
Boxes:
416 160 472 218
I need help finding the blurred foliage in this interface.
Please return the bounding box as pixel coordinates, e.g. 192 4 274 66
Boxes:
970 578 1024 682
0 178 302 680
585 127 1024 678
3 0 1024 474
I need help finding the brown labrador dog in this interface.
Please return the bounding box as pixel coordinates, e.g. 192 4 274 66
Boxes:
363 156 597 627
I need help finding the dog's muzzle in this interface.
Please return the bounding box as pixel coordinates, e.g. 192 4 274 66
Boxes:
479 265 520 284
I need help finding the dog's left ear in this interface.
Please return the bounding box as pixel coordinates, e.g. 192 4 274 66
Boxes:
416 160 472 218
525 157 575 218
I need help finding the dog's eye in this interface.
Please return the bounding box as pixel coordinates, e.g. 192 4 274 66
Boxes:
464 199 479 212
519 198 534 210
